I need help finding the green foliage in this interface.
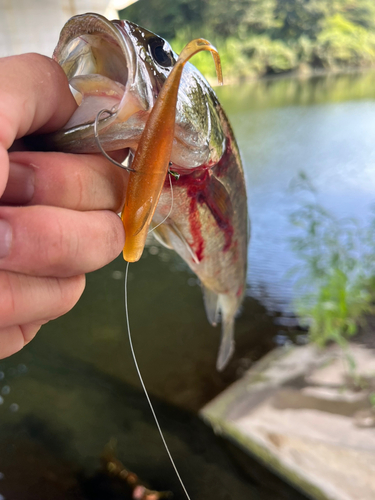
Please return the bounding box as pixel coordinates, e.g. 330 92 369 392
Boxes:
317 14 375 68
244 35 298 73
273 0 332 40
289 173 375 350
334 0 375 30
121 0 215 40
121 0 375 79
296 268 372 348
204 0 278 38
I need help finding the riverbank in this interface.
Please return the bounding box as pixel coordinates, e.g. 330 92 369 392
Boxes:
206 63 375 88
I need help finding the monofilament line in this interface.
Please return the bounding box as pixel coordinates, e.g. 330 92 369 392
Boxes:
148 172 174 235
124 261 192 500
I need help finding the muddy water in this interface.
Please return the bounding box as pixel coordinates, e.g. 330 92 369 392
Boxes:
1 71 374 499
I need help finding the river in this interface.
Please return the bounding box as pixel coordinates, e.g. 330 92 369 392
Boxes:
217 71 375 311
0 71 374 499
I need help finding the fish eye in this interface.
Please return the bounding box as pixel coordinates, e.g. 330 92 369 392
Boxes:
149 38 174 68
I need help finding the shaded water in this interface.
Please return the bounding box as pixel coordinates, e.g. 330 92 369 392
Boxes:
1 71 375 499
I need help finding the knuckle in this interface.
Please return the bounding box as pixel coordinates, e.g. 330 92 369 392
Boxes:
76 171 86 210
71 168 87 210
22 54 65 90
44 217 81 274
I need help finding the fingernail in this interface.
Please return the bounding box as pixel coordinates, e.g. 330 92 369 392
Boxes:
1 162 35 205
0 220 12 258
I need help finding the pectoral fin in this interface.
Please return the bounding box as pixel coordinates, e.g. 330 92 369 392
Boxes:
152 221 200 265
150 223 174 250
207 175 233 221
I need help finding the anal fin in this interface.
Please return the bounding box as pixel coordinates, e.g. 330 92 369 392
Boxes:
202 286 220 326
216 317 235 371
215 294 238 371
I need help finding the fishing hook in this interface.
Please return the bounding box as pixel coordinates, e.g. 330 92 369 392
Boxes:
94 108 135 173
95 109 181 181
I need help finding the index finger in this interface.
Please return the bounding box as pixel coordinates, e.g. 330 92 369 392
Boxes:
0 54 77 193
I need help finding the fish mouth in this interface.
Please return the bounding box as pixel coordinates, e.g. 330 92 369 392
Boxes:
53 13 148 143
43 13 224 169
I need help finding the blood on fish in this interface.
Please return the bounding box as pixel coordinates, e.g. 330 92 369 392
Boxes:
215 137 235 177
172 140 235 257
188 195 205 261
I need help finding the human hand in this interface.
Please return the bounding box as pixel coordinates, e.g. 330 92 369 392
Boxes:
0 54 129 358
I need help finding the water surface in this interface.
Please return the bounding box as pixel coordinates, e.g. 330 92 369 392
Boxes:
216 71 375 310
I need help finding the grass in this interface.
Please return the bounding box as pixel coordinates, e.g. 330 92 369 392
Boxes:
289 172 375 373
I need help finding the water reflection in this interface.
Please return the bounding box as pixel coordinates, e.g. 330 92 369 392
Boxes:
217 71 375 111
0 347 307 500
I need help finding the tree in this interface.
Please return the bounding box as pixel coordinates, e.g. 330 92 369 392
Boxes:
273 0 332 40
120 0 207 39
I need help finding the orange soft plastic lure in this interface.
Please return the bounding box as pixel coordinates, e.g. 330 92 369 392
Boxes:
121 39 222 262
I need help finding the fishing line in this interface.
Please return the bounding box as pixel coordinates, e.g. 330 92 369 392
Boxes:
95 112 187 496
122 173 190 498
148 172 174 235
124 261 192 500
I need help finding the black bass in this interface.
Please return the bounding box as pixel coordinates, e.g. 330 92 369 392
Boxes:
40 13 249 370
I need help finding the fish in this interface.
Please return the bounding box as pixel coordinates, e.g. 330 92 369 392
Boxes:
37 13 249 370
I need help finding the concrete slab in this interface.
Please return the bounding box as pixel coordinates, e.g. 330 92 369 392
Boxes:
201 344 375 500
